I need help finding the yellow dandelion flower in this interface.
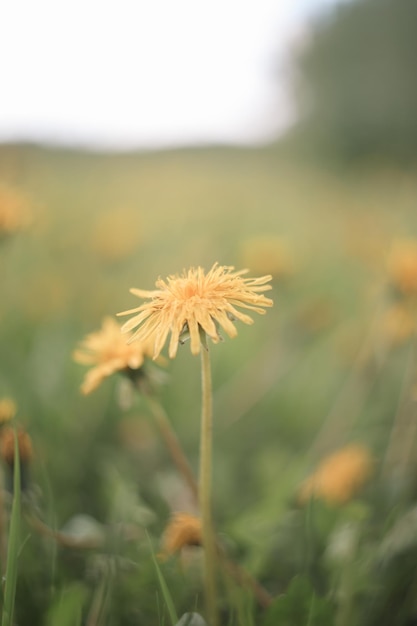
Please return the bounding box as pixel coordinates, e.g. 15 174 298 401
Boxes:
379 304 415 347
387 239 417 296
0 184 31 238
0 426 33 465
298 444 373 506
118 263 273 359
0 398 17 424
73 316 156 395
0 426 33 491
159 512 202 560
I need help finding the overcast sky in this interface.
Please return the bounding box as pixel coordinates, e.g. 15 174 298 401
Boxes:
0 0 342 149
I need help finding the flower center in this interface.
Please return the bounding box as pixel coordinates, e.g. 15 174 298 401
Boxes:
184 283 199 298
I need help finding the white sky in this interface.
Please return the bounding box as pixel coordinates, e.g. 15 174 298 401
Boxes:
0 0 341 149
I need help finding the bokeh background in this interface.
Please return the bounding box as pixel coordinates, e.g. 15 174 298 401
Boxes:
2 0 417 624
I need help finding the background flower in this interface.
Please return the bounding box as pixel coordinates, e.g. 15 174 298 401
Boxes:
0 183 31 239
0 398 17 424
73 316 155 394
159 512 202 560
298 444 374 505
387 239 417 296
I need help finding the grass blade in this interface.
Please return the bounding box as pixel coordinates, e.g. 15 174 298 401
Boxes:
1 430 21 626
146 531 178 626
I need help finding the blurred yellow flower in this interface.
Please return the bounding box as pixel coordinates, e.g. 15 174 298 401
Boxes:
159 512 202 560
0 398 17 424
0 426 33 465
73 316 155 394
387 239 417 296
0 183 31 238
118 263 273 359
240 236 294 279
379 304 415 347
298 444 373 506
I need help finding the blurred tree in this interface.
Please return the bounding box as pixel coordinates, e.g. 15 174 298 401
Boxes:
293 0 417 163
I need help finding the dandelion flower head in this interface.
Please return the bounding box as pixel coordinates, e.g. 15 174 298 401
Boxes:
159 512 202 560
387 239 417 296
0 426 33 465
118 263 273 359
379 304 415 347
0 184 31 238
0 398 17 424
73 316 155 394
298 444 373 506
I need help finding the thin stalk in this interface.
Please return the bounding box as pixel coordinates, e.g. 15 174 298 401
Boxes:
199 337 218 626
147 531 179 626
145 395 198 503
0 469 8 576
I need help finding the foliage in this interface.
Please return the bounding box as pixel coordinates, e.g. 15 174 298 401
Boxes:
293 0 417 163
0 143 417 624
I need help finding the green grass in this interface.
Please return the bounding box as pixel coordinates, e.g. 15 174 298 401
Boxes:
1 431 21 626
1 142 417 624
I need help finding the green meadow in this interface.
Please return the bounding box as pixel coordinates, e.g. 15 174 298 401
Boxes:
1 142 417 625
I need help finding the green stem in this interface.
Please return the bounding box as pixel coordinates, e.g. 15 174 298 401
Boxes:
0 468 8 576
199 336 218 626
145 395 199 503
